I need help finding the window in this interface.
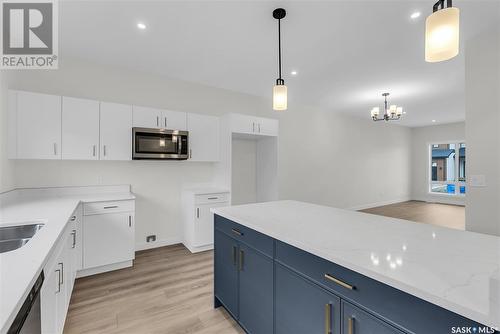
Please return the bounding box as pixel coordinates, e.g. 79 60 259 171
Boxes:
429 142 466 195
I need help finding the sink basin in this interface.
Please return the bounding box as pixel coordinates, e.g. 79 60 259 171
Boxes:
0 223 44 241
0 223 44 253
0 238 30 253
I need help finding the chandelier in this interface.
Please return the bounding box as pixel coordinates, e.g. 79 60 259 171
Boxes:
371 93 403 122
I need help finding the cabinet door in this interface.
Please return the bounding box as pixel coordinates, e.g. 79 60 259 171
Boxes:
257 117 279 136
194 202 228 247
230 114 257 135
83 212 135 269
342 301 403 334
275 263 341 334
100 102 132 160
238 244 274 334
187 113 219 161
62 97 100 160
214 230 239 318
162 110 187 130
41 263 60 334
133 105 162 128
17 91 61 159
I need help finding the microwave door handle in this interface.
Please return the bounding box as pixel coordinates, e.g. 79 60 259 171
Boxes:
178 136 182 156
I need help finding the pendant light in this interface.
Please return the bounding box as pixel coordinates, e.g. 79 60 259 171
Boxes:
273 8 287 111
425 0 460 62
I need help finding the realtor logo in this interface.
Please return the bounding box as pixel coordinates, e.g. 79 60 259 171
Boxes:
1 0 58 69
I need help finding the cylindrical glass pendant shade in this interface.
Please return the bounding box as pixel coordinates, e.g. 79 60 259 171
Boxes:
425 7 460 62
273 84 287 111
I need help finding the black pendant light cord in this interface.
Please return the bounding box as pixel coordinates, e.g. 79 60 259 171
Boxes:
433 0 452 12
273 8 286 86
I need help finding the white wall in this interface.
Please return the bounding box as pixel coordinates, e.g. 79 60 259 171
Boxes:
410 122 465 205
0 71 15 193
278 105 412 210
4 57 413 249
231 138 257 205
465 25 500 236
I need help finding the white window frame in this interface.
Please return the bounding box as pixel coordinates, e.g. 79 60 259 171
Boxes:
428 140 466 197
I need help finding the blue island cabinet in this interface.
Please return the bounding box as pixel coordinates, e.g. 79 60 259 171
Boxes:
214 220 274 334
214 215 496 334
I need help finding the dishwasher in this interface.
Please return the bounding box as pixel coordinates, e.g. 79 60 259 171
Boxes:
8 271 44 334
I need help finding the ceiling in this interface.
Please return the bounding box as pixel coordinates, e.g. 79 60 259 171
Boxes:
59 1 500 127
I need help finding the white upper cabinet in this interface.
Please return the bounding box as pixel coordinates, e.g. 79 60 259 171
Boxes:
100 102 132 161
230 113 278 137
16 91 62 159
62 97 100 160
187 113 219 162
133 105 187 130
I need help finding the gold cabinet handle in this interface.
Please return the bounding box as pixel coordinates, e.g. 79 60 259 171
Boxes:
325 303 332 334
324 273 355 290
239 249 244 271
348 317 354 334
232 246 237 266
231 228 242 236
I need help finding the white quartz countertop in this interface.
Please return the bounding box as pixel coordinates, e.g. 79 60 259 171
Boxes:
212 200 500 329
0 190 135 333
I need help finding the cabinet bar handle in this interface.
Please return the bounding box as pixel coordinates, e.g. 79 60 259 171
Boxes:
348 317 354 334
164 117 167 127
232 246 237 266
196 208 200 218
55 269 61 293
231 228 242 236
103 205 118 209
129 215 132 227
189 149 192 159
252 122 255 132
103 145 107 156
156 116 159 127
239 249 244 271
71 230 76 248
207 197 218 200
325 303 332 334
58 262 64 285
53 143 57 155
258 123 261 133
324 273 355 290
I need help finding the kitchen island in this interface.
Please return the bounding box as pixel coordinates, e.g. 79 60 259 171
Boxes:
212 200 500 334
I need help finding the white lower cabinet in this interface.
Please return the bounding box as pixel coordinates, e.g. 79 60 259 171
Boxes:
182 191 230 253
82 200 135 273
41 206 81 334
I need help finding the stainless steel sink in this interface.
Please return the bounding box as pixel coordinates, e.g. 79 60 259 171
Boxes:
0 223 44 253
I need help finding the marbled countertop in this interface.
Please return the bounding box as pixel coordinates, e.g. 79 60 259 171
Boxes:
213 200 500 329
0 189 135 334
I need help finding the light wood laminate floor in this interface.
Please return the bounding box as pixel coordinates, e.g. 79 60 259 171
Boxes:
64 245 244 334
360 200 465 230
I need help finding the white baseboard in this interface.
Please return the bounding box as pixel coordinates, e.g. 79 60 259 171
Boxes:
183 242 214 254
348 197 411 211
77 260 133 278
135 236 182 251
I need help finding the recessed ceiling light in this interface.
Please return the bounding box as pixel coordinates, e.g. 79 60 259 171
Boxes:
137 22 146 30
410 12 421 19
432 119 436 123
291 70 298 76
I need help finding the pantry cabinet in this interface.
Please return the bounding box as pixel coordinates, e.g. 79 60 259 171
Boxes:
62 97 100 160
14 91 62 160
100 102 133 161
133 105 187 130
187 113 219 161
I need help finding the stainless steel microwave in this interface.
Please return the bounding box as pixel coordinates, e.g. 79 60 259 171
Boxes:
132 127 189 160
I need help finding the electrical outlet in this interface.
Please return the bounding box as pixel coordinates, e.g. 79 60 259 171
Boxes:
146 235 156 243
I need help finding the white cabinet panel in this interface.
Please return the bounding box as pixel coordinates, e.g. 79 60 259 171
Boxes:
62 97 100 160
132 105 162 128
83 212 135 269
163 109 187 130
230 114 256 135
187 113 219 161
100 102 132 160
16 91 61 159
257 117 279 136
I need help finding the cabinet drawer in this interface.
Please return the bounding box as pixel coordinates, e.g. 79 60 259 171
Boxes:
214 215 273 258
195 192 229 205
83 200 135 215
275 241 484 333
